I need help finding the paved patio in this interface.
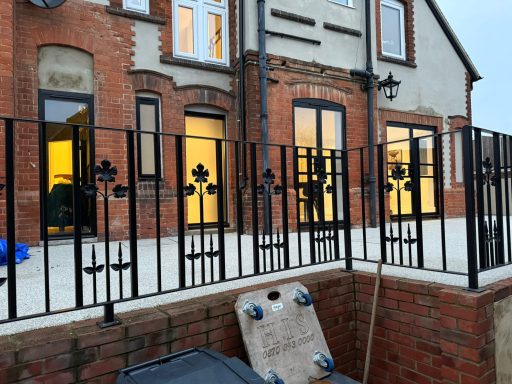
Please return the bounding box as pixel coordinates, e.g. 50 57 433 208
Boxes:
1 217 511 335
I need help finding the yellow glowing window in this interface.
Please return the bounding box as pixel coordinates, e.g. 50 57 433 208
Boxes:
178 6 195 55
207 13 223 60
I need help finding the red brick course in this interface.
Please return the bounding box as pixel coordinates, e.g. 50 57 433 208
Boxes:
0 269 505 384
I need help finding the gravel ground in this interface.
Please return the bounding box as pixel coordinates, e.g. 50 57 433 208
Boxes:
1 216 511 335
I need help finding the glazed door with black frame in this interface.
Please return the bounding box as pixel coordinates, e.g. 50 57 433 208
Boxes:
39 90 96 238
293 99 345 225
185 112 227 226
386 123 438 217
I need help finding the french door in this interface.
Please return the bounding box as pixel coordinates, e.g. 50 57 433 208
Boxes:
386 122 438 216
39 90 96 238
293 99 345 224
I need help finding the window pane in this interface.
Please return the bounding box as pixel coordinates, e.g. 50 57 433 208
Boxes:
178 6 195 54
207 13 223 60
139 103 157 175
382 4 402 56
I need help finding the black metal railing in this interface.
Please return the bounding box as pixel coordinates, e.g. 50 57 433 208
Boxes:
0 117 511 325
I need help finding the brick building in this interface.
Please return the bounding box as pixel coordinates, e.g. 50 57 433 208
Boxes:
0 0 480 244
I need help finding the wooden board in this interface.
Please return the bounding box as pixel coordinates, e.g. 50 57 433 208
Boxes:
235 282 332 384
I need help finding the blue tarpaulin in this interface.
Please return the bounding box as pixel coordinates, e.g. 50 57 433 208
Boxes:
0 240 30 266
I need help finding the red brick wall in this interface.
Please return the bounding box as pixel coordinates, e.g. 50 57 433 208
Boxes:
0 268 503 384
0 269 357 383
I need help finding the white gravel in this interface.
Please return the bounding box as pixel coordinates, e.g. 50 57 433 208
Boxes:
1 216 511 335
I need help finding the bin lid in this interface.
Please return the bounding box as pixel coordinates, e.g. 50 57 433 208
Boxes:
117 348 265 384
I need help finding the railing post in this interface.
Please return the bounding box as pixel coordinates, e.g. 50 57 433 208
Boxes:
473 129 486 269
280 146 290 269
175 136 186 288
306 148 316 264
72 125 83 308
250 143 260 274
215 139 226 281
411 138 424 268
493 133 505 265
39 121 51 312
126 130 139 297
462 126 479 289
377 145 387 263
5 118 17 319
330 150 341 260
235 142 244 277
341 150 352 270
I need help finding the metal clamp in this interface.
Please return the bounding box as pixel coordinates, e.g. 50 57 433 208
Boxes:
293 288 313 307
265 369 285 384
242 301 264 321
313 351 334 372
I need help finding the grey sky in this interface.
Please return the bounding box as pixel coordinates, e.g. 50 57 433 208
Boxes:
436 0 512 133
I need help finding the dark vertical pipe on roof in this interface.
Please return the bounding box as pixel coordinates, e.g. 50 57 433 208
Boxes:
350 0 377 227
257 0 271 234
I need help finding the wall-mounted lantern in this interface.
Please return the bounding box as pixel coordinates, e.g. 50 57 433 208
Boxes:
378 72 401 101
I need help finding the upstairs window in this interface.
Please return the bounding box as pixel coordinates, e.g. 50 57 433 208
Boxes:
381 0 406 59
174 0 228 65
123 0 150 14
329 0 354 7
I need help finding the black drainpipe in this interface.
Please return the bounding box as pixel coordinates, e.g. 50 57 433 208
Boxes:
350 0 377 228
257 0 271 234
239 0 247 187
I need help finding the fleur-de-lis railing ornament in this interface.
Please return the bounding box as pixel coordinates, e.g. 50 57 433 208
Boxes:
205 234 220 282
386 223 399 264
273 229 285 269
184 163 218 285
403 224 417 267
303 165 333 221
186 236 202 286
110 243 131 300
257 169 282 196
82 159 129 302
325 224 334 261
482 157 498 186
83 245 105 304
257 168 285 271
384 163 414 266
259 231 272 272
384 163 414 193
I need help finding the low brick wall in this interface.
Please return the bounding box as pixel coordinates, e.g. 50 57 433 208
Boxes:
0 269 503 384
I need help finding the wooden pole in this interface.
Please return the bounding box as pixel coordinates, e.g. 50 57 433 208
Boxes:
363 259 383 384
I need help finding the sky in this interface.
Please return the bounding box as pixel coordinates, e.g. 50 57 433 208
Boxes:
436 0 512 134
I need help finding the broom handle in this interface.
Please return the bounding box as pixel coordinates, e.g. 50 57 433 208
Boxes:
363 259 383 384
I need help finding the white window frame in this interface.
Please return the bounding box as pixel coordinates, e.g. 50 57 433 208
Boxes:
173 0 229 66
123 0 150 14
381 0 406 60
328 0 354 8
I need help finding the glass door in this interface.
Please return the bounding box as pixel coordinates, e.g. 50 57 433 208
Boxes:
386 123 437 216
185 112 227 226
40 91 96 238
294 99 345 224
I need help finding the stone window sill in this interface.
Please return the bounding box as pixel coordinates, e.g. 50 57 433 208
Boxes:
160 56 236 74
378 55 417 68
106 6 166 25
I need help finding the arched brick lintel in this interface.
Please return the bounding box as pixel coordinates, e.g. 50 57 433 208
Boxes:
289 82 352 107
34 27 95 55
180 86 235 112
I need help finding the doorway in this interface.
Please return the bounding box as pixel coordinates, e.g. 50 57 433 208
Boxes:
39 90 96 238
293 99 345 224
386 122 437 216
185 112 227 226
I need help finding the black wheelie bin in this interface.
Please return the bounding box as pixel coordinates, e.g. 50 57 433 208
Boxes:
116 348 265 384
